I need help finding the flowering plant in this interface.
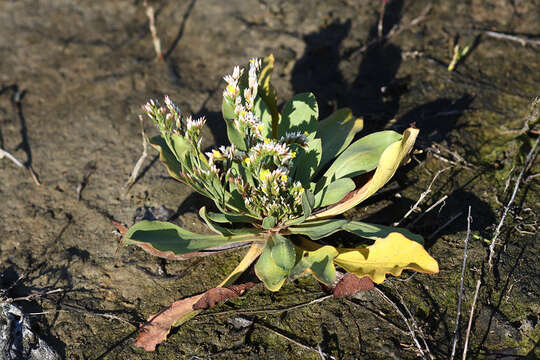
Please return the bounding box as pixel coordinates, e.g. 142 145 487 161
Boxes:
123 55 438 350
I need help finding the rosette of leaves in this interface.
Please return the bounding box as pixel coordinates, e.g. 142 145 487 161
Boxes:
123 55 439 350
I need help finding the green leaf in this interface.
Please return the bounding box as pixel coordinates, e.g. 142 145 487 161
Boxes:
262 216 276 229
316 108 363 171
222 95 236 121
125 220 257 256
253 96 273 139
289 218 424 244
148 135 183 182
292 138 322 187
270 234 296 271
318 130 402 190
278 93 318 139
302 190 315 218
170 133 191 164
314 178 355 208
289 219 349 240
224 118 247 151
199 207 260 236
255 239 289 292
289 245 338 285
310 128 419 219
342 221 424 244
206 211 257 224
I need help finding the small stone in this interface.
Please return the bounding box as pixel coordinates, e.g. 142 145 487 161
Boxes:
227 316 253 329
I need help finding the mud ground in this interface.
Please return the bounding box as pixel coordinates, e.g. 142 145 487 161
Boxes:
0 0 539 359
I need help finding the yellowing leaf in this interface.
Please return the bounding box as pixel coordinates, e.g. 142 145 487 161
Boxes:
309 127 419 219
334 232 439 284
257 54 280 138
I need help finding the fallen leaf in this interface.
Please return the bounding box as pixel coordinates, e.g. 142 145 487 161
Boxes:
134 294 203 351
134 243 264 351
193 282 257 310
332 273 374 298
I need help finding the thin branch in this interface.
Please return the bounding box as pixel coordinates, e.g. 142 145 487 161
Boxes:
377 0 387 39
350 4 431 57
488 135 539 269
374 288 428 359
498 97 539 135
397 293 434 360
254 322 335 359
143 0 163 60
409 195 448 227
394 167 450 226
463 279 481 360
28 304 136 327
1 288 66 303
343 298 409 335
0 147 40 185
124 115 148 191
0 147 25 167
451 206 472 360
202 294 332 317
483 31 540 47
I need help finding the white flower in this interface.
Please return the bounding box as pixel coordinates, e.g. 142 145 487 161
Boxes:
186 116 206 131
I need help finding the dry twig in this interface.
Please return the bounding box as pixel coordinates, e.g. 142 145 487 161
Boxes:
0 147 25 168
350 4 431 57
254 322 335 359
144 0 164 60
0 146 40 185
483 31 540 47
374 288 429 359
124 115 148 191
451 206 472 360
377 0 387 39
488 135 539 269
202 294 332 317
397 293 434 360
394 167 450 226
462 279 481 360
409 194 448 227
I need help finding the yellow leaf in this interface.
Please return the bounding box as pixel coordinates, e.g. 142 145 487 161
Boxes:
334 232 439 284
309 127 419 219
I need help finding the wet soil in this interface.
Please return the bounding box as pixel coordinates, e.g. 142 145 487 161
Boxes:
0 0 539 359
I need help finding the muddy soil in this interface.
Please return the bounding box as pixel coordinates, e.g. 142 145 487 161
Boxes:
0 0 538 359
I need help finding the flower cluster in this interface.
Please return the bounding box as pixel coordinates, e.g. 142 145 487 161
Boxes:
143 58 309 224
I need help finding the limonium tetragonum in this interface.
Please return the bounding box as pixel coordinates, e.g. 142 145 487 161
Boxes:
122 55 439 351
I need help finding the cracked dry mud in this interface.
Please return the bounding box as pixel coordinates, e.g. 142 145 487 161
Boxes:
0 1 538 359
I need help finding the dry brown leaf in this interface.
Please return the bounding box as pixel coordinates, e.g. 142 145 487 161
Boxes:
193 282 257 310
332 273 374 298
134 281 257 351
134 294 203 351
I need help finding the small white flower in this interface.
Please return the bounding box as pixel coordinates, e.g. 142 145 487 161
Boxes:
164 95 172 107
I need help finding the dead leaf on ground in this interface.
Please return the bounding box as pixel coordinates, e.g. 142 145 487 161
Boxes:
134 294 204 351
332 273 374 298
134 281 257 351
193 282 257 310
